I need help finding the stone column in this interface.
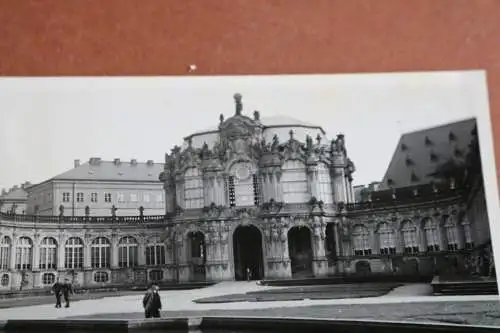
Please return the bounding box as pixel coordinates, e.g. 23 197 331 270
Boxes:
396 230 404 254
111 235 119 269
262 172 269 202
203 174 210 206
138 242 146 267
417 226 426 252
347 178 354 202
345 178 350 202
32 235 40 271
84 244 91 269
268 224 291 279
57 239 65 270
9 237 16 271
273 170 283 202
334 223 341 256
312 219 328 277
215 174 225 206
176 232 190 282
370 228 378 254
175 179 184 209
332 167 346 203
438 221 446 251
308 166 318 199
219 222 232 280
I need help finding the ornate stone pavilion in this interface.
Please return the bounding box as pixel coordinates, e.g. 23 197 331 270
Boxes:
158 94 493 283
0 93 493 290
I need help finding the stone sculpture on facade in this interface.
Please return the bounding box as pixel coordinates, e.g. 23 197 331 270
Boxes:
156 93 365 281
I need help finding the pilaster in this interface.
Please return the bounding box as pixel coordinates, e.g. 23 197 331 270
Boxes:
32 233 40 271
9 233 17 271
111 233 119 269
312 218 328 277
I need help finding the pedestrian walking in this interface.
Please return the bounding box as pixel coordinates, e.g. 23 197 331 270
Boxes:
143 284 162 318
51 277 63 308
61 278 74 308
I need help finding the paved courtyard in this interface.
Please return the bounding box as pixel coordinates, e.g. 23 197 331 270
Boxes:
0 282 498 326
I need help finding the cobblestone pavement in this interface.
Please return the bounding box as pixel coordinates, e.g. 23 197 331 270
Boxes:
0 282 498 326
67 301 500 326
0 291 142 309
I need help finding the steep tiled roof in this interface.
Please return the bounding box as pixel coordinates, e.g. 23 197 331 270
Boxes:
0 185 28 201
380 118 477 189
38 158 164 184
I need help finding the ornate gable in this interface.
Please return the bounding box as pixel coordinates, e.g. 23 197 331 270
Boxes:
217 94 263 163
178 138 202 173
281 129 306 161
219 94 258 140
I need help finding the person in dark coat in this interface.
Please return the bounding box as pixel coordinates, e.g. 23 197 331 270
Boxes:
51 277 63 308
61 278 74 308
143 284 162 318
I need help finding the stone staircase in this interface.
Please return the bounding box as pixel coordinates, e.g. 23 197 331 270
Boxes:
431 276 498 296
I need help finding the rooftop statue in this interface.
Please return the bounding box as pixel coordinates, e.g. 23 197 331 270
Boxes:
234 93 243 116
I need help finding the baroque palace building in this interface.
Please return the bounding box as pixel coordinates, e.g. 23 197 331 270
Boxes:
0 93 493 291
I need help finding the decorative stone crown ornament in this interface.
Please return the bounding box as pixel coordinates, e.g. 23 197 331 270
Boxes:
234 93 243 116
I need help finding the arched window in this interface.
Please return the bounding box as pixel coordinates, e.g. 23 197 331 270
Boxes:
15 237 32 270
65 237 84 269
91 237 111 268
118 236 138 268
146 238 166 266
401 220 419 254
42 272 55 285
39 237 58 270
94 271 109 283
352 225 371 256
444 216 459 251
0 237 11 270
377 223 396 255
424 218 440 252
316 163 333 204
184 167 204 209
281 160 310 204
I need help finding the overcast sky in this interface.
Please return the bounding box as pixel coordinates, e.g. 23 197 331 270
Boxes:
0 71 486 191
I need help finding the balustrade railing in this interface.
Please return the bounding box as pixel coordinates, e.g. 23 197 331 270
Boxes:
343 186 464 212
0 212 167 224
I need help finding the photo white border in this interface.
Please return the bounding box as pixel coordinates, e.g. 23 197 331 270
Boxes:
1 70 499 292
470 70 500 293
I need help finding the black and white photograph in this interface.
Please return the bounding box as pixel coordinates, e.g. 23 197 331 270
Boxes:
0 71 499 327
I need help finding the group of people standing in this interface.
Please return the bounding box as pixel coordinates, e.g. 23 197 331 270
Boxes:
51 277 73 308
51 278 162 318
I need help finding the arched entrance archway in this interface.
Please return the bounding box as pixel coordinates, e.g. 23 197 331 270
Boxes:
187 231 206 281
287 226 313 278
401 258 419 275
232 225 264 281
355 260 371 276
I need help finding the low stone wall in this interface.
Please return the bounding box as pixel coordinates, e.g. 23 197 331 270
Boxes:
1 316 499 333
260 273 433 286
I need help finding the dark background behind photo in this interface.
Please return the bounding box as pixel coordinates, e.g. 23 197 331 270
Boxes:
0 0 498 181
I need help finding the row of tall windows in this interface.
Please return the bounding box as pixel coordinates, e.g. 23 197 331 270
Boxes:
182 162 335 209
351 218 472 256
0 236 167 270
62 192 163 204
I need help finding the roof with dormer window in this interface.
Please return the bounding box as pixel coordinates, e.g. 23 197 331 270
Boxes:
380 118 477 189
